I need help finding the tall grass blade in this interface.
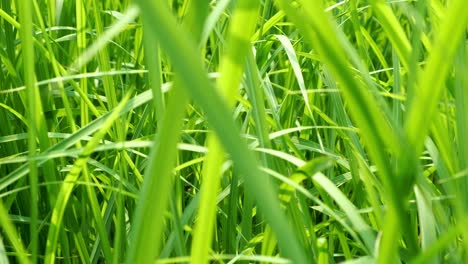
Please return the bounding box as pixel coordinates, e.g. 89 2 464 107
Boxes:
131 0 308 262
18 0 38 261
191 1 260 263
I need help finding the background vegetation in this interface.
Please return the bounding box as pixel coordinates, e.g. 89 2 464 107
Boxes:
1 0 467 263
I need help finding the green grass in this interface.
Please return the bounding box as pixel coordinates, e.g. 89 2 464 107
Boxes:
0 0 467 263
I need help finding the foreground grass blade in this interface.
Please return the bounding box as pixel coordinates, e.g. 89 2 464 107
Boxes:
125 85 189 264
402 1 468 256
18 0 38 261
126 1 207 263
273 0 401 185
191 1 260 263
273 0 419 260
131 1 308 262
367 0 411 69
404 0 468 157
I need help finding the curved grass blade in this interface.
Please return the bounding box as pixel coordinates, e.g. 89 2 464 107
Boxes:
312 173 376 255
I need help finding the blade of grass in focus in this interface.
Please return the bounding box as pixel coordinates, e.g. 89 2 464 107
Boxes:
18 0 38 261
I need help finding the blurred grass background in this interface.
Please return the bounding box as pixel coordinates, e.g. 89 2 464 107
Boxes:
0 0 467 263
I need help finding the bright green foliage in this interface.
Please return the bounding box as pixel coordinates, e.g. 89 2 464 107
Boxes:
0 0 467 263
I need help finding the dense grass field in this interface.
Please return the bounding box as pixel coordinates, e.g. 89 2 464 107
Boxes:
1 0 468 263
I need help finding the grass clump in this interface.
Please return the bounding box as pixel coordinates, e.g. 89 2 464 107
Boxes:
0 0 467 263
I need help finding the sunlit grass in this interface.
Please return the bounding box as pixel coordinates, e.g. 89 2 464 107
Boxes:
0 0 467 263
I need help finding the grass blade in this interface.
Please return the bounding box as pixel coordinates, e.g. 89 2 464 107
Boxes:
132 1 308 262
